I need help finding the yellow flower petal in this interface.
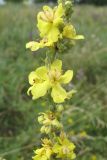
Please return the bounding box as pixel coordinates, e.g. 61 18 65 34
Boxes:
54 3 64 18
37 14 52 37
63 25 75 39
51 84 67 103
33 155 40 160
30 81 49 100
26 41 40 51
47 26 60 42
36 66 48 80
59 70 73 84
35 148 44 155
27 86 33 95
53 18 64 28
71 153 76 159
51 59 62 71
28 71 39 85
46 149 52 159
43 5 53 16
26 38 53 52
73 35 84 40
63 25 84 40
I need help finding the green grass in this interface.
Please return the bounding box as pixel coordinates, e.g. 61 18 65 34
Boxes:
0 4 107 160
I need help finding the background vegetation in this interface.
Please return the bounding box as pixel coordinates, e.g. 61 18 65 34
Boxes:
79 0 107 5
4 0 107 5
0 3 107 160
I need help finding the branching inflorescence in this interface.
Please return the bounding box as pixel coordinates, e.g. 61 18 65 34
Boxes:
26 0 84 159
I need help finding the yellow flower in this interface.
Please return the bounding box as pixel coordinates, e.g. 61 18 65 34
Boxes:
37 3 64 43
38 112 62 134
53 134 76 159
63 25 84 40
33 139 53 160
27 59 73 103
26 38 53 52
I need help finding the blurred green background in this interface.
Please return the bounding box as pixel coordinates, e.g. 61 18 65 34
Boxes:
0 0 107 160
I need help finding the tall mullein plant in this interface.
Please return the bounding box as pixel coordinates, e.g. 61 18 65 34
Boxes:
26 0 84 159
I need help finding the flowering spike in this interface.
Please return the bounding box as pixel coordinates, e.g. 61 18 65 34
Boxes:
25 0 84 159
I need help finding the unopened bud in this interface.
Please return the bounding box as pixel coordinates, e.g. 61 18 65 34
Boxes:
38 115 44 124
65 1 72 5
57 105 64 112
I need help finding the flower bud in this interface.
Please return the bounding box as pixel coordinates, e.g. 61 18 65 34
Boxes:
57 105 64 112
65 1 72 5
38 115 44 124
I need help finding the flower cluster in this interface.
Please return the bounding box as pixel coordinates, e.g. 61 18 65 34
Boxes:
33 133 76 160
26 0 84 160
53 134 76 159
38 111 62 134
26 2 84 52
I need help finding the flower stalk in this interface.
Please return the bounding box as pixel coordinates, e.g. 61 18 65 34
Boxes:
26 0 84 160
